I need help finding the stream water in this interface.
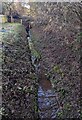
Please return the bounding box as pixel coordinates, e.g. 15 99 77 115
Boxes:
0 29 8 33
37 69 59 119
28 36 59 119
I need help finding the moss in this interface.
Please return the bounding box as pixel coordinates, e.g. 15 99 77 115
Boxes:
28 73 37 80
28 36 41 66
33 85 39 118
52 79 60 84
30 30 41 60
57 88 68 99
63 103 72 111
31 49 41 60
80 110 82 119
53 65 64 77
0 107 5 116
56 110 63 118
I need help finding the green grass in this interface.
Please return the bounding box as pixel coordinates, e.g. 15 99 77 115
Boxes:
28 37 41 63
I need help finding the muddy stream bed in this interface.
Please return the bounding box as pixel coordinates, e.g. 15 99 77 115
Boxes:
28 36 60 119
38 70 59 119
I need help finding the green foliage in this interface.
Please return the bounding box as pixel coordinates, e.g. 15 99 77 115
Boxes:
80 110 82 119
77 32 82 43
64 103 71 111
28 36 41 66
0 107 5 116
58 88 68 98
57 110 63 118
53 65 64 77
51 79 60 85
31 49 41 60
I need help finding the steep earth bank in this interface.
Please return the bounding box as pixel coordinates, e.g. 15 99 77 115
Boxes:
30 2 81 118
2 23 38 119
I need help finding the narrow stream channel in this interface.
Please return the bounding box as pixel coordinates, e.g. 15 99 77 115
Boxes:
37 68 59 119
28 36 59 119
